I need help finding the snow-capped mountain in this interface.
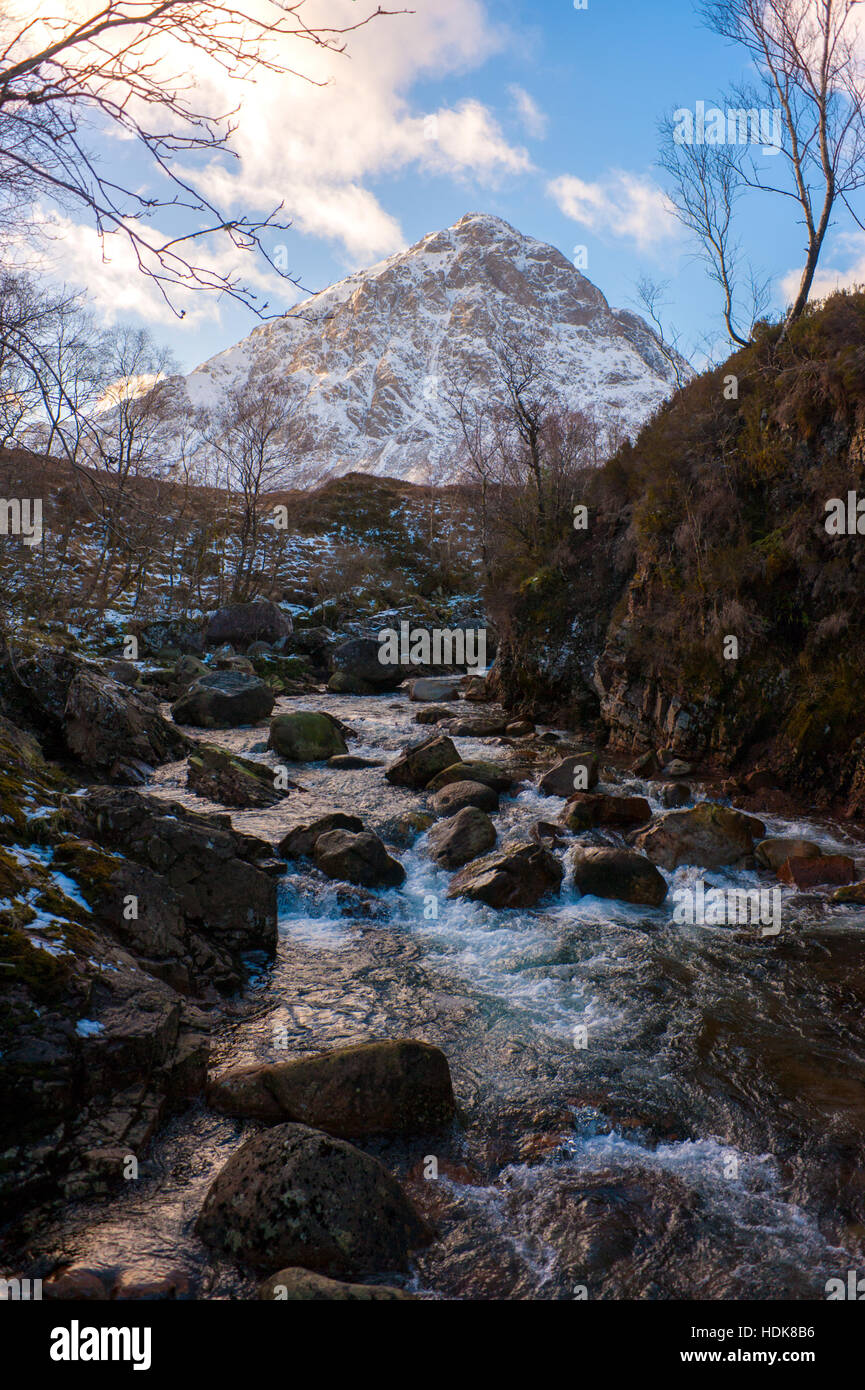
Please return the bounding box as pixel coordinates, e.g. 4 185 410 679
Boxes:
174 213 685 486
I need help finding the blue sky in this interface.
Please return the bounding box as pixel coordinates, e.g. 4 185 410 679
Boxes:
40 0 865 373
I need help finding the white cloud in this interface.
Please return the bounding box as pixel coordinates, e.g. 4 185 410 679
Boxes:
780 233 865 303
548 170 680 249
508 84 548 139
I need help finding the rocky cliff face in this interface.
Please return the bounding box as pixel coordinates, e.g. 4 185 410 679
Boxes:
171 212 682 485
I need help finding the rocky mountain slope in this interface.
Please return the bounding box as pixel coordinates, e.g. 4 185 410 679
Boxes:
170 213 683 485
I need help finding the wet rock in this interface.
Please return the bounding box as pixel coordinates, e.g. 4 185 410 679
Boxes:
187 743 292 809
65 667 190 776
632 750 660 777
462 675 490 702
659 782 691 808
278 814 365 859
634 803 765 870
538 753 600 796
327 754 382 769
205 601 292 648
171 672 275 728
258 1268 415 1300
777 854 855 888
530 820 570 849
410 677 461 702
505 719 534 737
427 807 496 868
43 1268 109 1301
208 1040 456 1137
113 1268 189 1300
414 705 452 725
832 881 865 903
195 1122 430 1275
755 837 822 872
569 846 668 907
662 759 692 778
440 716 508 737
560 792 652 832
267 711 347 761
314 829 406 888
447 843 563 909
385 734 460 789
329 637 404 694
430 780 499 816
425 759 516 794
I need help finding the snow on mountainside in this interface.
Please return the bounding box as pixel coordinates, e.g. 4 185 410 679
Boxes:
173 212 685 486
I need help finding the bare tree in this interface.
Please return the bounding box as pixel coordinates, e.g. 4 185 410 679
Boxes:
0 2 398 316
633 276 691 387
661 0 865 340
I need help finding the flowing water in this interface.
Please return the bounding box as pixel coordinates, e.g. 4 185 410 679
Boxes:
27 692 865 1300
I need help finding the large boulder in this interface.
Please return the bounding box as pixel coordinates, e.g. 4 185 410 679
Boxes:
430 780 499 816
328 637 404 694
195 1122 430 1274
447 842 563 909
777 854 855 888
427 806 496 868
278 814 365 859
205 601 292 649
560 792 652 832
425 760 516 794
136 616 205 656
258 1269 414 1300
171 672 275 728
755 837 822 872
569 847 668 907
186 744 294 809
440 715 509 737
267 711 347 762
64 668 190 777
313 830 405 888
538 754 600 796
409 677 461 702
207 1040 456 1138
634 803 765 870
385 734 460 789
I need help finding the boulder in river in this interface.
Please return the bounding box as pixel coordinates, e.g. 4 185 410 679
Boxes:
64 666 190 777
560 791 652 832
171 671 275 728
186 743 294 809
634 803 765 870
195 1122 430 1274
659 782 691 808
755 837 822 872
777 854 855 888
313 829 406 888
430 780 499 816
414 705 452 725
410 677 461 702
205 600 292 648
278 814 365 859
440 715 508 737
267 710 347 761
538 753 600 796
832 880 865 903
425 759 517 794
329 637 404 694
427 806 497 868
207 1039 456 1137
258 1268 414 1300
447 842 563 909
385 733 460 789
569 846 668 907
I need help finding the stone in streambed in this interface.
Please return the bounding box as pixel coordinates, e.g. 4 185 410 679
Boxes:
195 1122 430 1275
755 837 822 872
427 806 496 868
171 671 275 728
268 710 347 761
634 803 765 870
385 734 459 789
259 1269 415 1300
569 846 668 907
560 791 652 832
538 753 599 796
208 1039 456 1138
425 759 516 794
430 780 499 816
832 880 865 903
186 743 293 809
327 754 383 768
410 677 461 702
659 782 691 808
413 705 452 725
447 843 563 909
313 829 405 887
278 814 364 859
329 637 404 694
777 854 854 888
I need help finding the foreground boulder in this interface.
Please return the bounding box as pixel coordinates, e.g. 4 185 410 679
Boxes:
329 637 404 694
205 601 292 649
171 672 275 728
313 829 405 887
425 759 516 794
755 837 822 872
430 780 499 816
186 744 293 809
259 1269 414 1300
447 843 563 909
777 854 855 888
385 734 459 789
195 1122 430 1274
207 1039 456 1138
427 806 496 868
538 753 600 796
634 803 765 870
268 711 347 761
64 667 190 779
278 814 364 859
560 792 652 832
569 847 668 907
